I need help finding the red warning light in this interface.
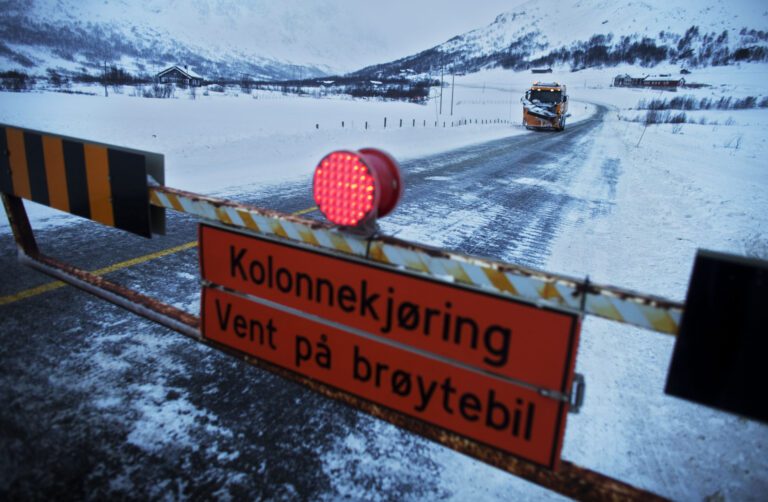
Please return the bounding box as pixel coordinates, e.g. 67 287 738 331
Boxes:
313 148 402 227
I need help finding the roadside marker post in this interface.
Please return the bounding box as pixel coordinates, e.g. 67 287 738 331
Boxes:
6 131 765 500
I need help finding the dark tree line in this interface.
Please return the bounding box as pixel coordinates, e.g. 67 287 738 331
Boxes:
249 76 436 103
521 35 669 69
637 95 768 111
347 80 433 102
354 25 768 80
0 70 34 91
523 26 767 70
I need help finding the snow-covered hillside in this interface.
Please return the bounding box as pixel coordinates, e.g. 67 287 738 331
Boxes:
0 0 331 80
451 0 766 54
354 0 768 77
3 0 766 82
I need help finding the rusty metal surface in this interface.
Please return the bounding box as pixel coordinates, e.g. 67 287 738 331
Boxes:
149 185 684 336
17 251 200 339
3 179 195 337
1 193 39 256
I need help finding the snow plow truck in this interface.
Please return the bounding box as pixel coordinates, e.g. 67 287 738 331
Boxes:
521 82 568 131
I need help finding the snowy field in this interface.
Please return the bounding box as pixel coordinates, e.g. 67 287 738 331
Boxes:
2 62 768 500
0 74 594 224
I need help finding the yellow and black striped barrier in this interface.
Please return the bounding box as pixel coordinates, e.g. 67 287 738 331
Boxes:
0 124 164 237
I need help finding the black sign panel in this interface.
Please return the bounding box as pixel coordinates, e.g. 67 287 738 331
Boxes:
666 249 768 423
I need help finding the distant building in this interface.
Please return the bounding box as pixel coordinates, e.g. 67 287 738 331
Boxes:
643 75 685 88
613 74 644 87
613 73 684 89
156 65 204 87
531 67 553 74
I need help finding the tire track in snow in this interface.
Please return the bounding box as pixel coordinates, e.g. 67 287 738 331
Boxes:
381 106 608 269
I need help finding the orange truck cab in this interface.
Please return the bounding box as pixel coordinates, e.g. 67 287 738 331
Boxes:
521 82 569 131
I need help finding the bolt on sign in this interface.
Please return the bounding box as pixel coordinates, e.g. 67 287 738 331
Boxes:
0 124 164 237
199 223 581 470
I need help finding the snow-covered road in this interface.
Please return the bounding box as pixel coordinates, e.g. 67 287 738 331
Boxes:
386 106 607 269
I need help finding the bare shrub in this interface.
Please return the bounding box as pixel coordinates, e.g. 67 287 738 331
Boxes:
638 110 693 125
646 98 667 110
668 95 697 110
715 97 732 110
733 96 757 109
725 135 743 149
669 112 688 123
645 109 669 124
140 83 175 98
636 94 764 111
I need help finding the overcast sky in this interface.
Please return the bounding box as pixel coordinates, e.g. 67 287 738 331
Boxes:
200 0 526 70
148 0 524 71
28 0 768 72
33 0 524 71
332 1 519 65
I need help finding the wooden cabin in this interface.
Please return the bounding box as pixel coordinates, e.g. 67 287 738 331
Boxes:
156 65 204 87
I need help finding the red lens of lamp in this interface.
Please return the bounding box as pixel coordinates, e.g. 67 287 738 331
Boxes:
313 148 402 226
313 151 377 226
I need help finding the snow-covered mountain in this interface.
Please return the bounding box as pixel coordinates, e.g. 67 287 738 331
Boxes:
0 0 335 80
1 0 767 82
353 0 768 77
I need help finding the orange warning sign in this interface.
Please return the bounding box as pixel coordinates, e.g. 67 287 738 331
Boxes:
203 286 571 469
199 224 580 388
199 224 581 469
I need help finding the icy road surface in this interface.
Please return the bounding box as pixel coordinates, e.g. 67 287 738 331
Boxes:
1 103 765 501
382 107 607 268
